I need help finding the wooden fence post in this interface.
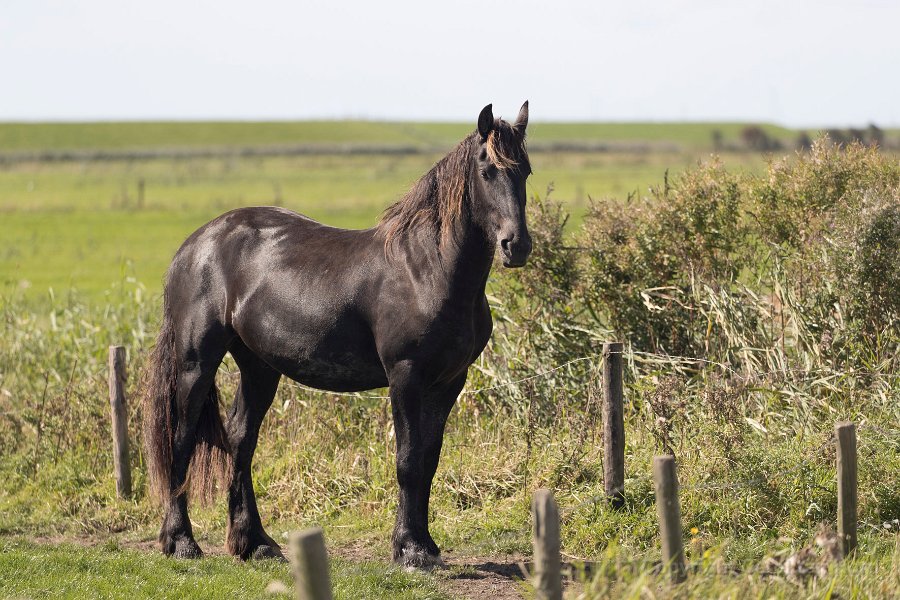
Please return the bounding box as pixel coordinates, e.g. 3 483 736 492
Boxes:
289 528 333 600
137 178 145 209
532 489 562 600
603 342 625 507
653 455 685 583
835 421 857 558
108 345 131 498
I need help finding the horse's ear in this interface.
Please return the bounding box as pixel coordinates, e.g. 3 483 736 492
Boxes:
514 100 529 135
477 104 493 140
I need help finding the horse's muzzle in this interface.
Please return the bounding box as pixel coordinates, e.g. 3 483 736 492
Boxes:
500 233 532 268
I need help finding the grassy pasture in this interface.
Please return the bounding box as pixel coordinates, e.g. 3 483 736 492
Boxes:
0 120 798 153
0 288 897 598
0 119 828 303
0 144 769 303
0 121 421 152
1 123 897 599
0 538 449 600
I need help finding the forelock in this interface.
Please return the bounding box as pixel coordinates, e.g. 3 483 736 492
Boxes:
485 120 530 173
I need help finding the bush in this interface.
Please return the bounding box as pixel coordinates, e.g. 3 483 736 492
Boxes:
481 136 899 434
579 162 747 356
849 202 900 327
570 139 900 367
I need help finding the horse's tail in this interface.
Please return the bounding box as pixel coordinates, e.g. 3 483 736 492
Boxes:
142 288 230 505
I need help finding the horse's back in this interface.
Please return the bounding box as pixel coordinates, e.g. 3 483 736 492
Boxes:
169 205 378 288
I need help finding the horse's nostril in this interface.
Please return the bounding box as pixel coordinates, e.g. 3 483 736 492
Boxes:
501 239 511 253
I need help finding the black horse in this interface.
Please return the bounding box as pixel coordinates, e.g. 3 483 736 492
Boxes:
143 102 532 568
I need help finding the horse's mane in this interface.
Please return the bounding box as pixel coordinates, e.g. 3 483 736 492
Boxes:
379 119 529 249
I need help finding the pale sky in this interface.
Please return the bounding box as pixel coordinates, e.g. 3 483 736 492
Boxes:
2 0 898 127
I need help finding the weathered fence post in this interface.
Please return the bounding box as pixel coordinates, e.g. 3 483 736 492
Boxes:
108 345 131 498
137 178 145 209
835 421 857 558
289 528 333 600
532 488 562 600
603 342 625 507
653 455 686 583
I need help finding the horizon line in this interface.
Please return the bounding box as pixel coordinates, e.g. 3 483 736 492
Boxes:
1 117 896 130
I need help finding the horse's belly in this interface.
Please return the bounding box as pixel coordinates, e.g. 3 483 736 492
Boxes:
235 314 388 393
276 355 388 393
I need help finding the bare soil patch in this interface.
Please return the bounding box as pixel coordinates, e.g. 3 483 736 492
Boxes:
327 541 531 599
439 554 529 600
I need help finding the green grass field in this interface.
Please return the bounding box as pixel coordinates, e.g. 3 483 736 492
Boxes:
0 119 777 303
1 122 897 599
0 538 450 600
0 120 799 153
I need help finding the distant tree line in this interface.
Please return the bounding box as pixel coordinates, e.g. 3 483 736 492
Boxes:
820 124 884 148
711 123 889 153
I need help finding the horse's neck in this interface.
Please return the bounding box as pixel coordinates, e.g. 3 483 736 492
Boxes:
443 227 494 297
407 216 494 302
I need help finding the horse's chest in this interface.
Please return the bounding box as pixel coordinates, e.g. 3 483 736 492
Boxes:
422 301 492 377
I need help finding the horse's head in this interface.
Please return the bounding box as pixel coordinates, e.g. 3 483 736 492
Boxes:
472 102 532 268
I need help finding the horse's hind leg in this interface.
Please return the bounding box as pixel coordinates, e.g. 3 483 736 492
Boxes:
159 348 226 558
224 340 283 560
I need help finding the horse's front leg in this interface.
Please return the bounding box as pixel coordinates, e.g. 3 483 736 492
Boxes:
417 373 466 557
388 362 457 569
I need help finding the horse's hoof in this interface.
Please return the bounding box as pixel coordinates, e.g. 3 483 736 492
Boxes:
250 544 287 562
170 538 203 559
396 547 445 572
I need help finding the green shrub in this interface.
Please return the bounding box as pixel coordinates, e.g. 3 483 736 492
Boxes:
564 139 900 373
481 137 899 443
578 161 748 356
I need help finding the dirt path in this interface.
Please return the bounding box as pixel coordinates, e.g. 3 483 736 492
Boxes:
438 554 529 600
329 538 529 599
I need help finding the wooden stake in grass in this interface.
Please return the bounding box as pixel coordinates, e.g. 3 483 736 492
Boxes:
108 345 131 498
137 178 145 210
289 528 333 600
835 421 857 558
653 455 686 583
531 488 562 600
603 342 625 508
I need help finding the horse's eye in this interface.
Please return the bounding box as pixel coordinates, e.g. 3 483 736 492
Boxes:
480 169 489 179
